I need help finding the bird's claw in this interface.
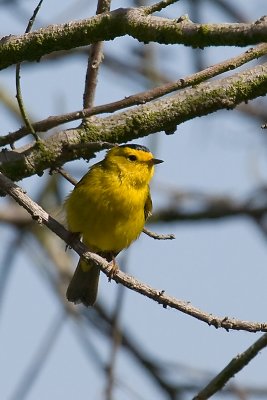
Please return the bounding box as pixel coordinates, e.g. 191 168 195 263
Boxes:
108 259 119 281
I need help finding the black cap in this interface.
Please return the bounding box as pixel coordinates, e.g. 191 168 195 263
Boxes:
119 144 150 153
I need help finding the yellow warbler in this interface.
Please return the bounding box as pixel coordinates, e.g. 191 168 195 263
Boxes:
65 144 163 306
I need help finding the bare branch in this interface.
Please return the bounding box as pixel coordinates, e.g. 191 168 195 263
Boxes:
15 0 44 145
1 8 267 70
193 333 267 400
1 171 267 332
83 0 111 109
3 43 267 147
144 0 180 14
1 62 267 181
151 201 267 223
143 227 175 240
54 167 78 186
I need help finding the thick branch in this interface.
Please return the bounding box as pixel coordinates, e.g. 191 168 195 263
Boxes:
1 171 267 333
2 43 267 147
1 8 267 70
0 140 114 181
1 62 267 181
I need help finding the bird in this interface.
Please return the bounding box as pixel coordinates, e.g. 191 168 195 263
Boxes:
64 143 163 306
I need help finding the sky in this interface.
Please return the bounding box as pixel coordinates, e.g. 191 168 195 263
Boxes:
1 1 267 400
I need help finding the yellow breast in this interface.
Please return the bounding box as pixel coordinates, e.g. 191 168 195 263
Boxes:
65 164 149 252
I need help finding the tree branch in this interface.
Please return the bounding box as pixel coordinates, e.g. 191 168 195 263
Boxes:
193 333 267 400
2 42 267 147
83 0 110 109
1 8 267 70
1 62 267 181
1 187 267 229
144 0 180 14
15 0 43 145
151 202 267 223
1 170 267 333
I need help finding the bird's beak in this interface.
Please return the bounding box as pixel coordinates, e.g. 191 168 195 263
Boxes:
152 158 164 165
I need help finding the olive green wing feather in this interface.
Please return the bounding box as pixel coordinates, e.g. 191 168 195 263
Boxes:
144 190 153 221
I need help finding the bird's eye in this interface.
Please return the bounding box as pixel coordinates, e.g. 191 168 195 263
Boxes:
128 155 137 161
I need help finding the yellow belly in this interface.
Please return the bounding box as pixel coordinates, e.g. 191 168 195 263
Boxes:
65 170 148 252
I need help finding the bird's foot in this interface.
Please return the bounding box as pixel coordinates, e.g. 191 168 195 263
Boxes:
65 231 81 251
108 256 119 281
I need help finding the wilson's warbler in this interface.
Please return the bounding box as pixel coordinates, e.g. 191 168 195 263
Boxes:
65 144 163 306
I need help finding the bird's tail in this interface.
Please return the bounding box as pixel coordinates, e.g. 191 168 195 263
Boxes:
66 259 100 306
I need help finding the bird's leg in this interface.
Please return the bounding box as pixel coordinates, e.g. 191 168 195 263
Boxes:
65 231 81 251
108 253 119 281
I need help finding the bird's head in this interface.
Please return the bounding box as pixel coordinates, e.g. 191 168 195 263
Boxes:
104 144 163 187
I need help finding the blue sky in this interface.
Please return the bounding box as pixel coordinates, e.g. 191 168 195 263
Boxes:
1 1 267 399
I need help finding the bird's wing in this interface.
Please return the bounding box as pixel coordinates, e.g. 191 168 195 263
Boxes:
74 162 100 189
144 190 153 220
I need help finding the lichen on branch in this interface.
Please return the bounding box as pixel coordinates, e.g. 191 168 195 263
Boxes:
1 7 267 70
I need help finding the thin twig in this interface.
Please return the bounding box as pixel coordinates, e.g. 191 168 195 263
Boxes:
15 0 44 145
3 43 267 147
85 299 267 399
26 0 44 32
143 227 175 240
144 0 180 14
83 41 104 108
54 167 78 186
36 225 163 399
83 0 111 109
2 171 267 332
193 333 267 400
25 233 267 400
15 63 38 143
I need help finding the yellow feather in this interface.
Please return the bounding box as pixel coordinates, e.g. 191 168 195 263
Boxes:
65 144 163 306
